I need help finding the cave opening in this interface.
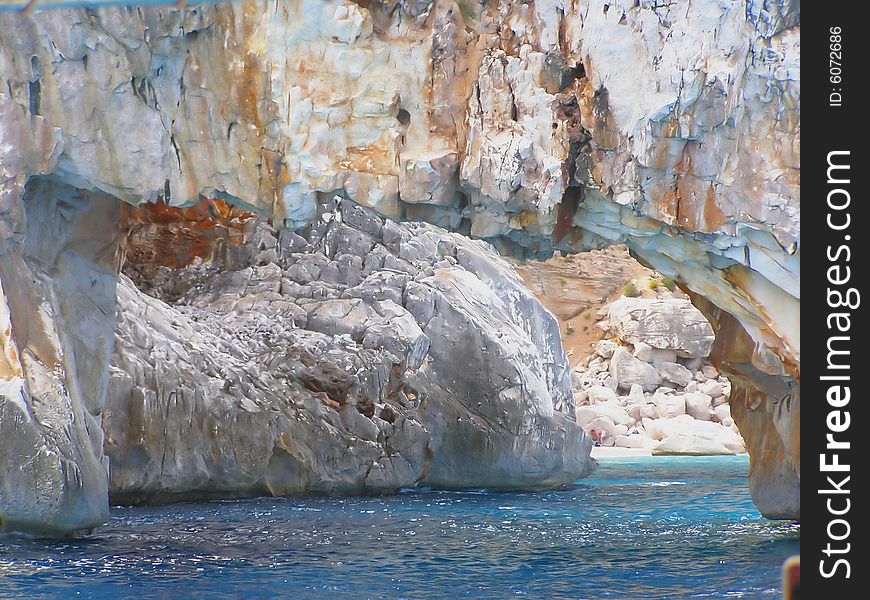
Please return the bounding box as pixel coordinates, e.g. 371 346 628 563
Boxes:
510 245 746 457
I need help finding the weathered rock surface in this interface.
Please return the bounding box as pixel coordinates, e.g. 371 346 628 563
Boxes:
684 392 715 422
646 415 746 456
657 362 694 389
1 0 800 527
651 435 732 457
608 347 661 392
0 179 115 533
105 198 594 502
696 299 800 520
653 392 686 420
605 298 715 358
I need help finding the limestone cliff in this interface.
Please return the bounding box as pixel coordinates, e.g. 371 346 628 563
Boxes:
107 196 594 503
1 0 799 530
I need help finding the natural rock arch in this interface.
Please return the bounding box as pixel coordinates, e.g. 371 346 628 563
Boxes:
1 0 799 531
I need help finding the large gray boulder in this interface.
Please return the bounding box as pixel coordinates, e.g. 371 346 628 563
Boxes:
645 415 746 455
104 199 595 503
657 362 694 388
605 298 715 358
609 347 662 392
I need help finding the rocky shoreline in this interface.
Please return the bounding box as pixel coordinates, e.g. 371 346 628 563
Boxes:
570 295 745 457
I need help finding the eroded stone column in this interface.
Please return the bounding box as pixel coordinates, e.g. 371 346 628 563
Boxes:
0 178 118 533
690 294 800 520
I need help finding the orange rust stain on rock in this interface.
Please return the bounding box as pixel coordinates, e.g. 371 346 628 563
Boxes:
1 325 23 379
702 182 727 232
654 190 678 226
673 149 693 229
674 177 727 233
652 142 671 171
120 197 255 273
214 4 266 141
509 210 541 230
240 53 265 136
341 143 395 175
649 146 693 226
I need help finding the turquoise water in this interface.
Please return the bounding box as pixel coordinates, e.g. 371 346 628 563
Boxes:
0 456 798 599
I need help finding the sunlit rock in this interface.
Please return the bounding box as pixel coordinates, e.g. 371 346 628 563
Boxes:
1 0 800 527
105 199 595 502
609 347 661 392
605 298 715 359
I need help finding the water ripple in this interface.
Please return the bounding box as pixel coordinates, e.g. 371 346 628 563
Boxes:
0 456 798 599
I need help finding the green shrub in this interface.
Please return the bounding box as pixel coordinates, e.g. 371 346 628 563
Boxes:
623 282 640 297
648 279 660 290
661 277 677 292
457 0 477 22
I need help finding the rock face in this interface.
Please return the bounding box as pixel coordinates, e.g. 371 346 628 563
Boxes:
105 197 594 502
605 299 715 359
1 0 800 528
0 179 115 533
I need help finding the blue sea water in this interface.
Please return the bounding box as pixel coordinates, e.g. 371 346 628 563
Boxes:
0 455 798 599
